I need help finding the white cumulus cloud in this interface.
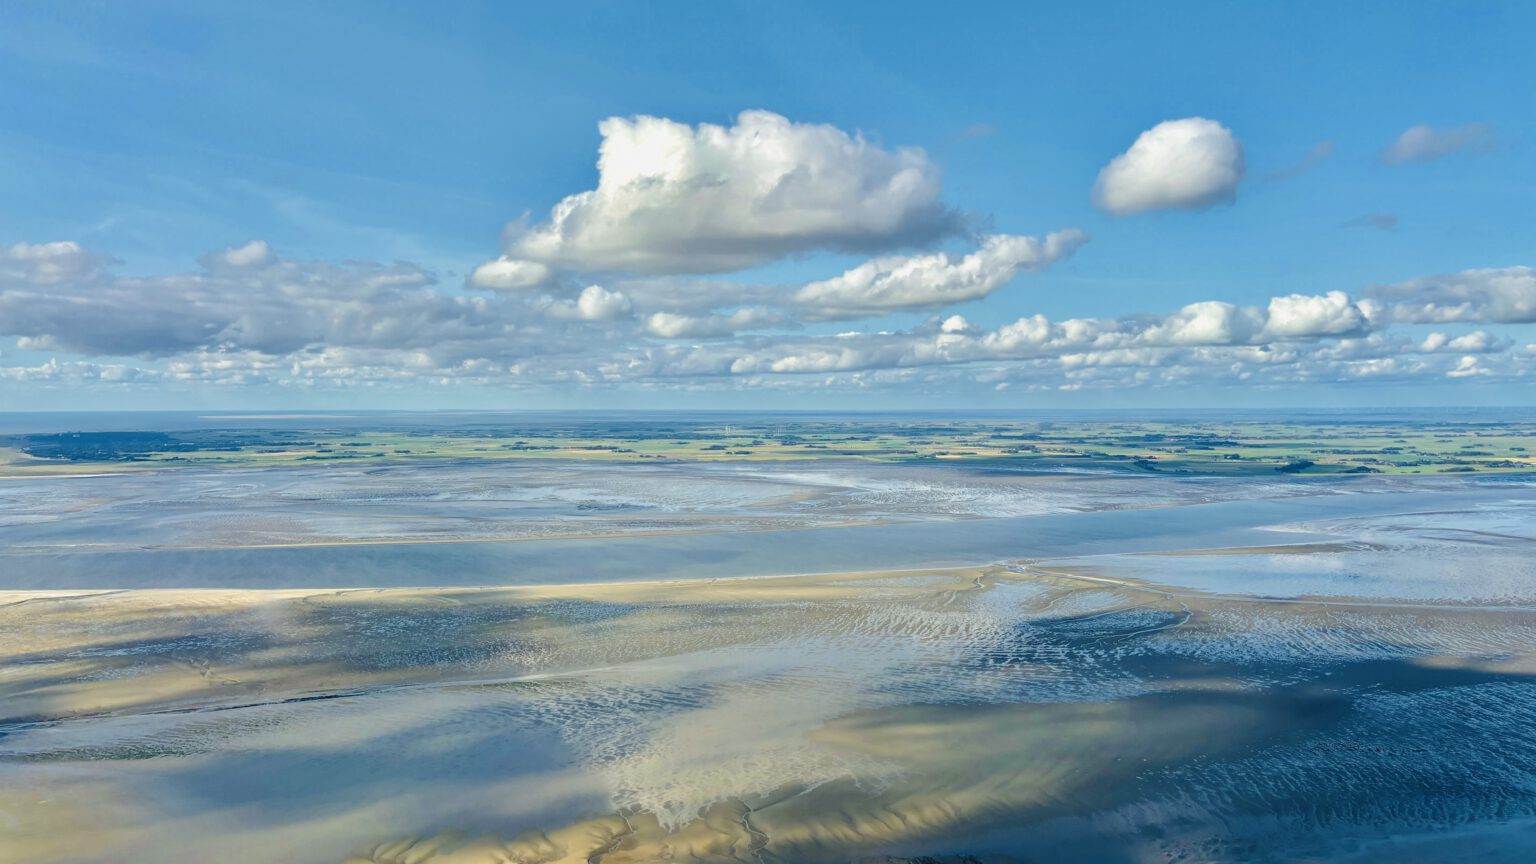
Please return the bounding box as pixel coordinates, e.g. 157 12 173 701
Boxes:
1420 331 1500 353
469 256 553 290
1092 117 1245 216
543 285 633 321
1262 291 1373 338
794 230 1086 318
6 236 1533 397
202 240 274 270
496 110 958 275
1143 301 1262 346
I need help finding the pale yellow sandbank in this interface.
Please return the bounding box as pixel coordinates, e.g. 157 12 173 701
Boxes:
3 562 1535 864
0 568 1004 722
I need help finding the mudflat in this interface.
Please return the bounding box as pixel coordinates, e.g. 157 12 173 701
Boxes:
4 543 1535 862
3 416 1535 862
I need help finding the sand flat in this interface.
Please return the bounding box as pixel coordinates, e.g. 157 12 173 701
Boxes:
4 547 1536 863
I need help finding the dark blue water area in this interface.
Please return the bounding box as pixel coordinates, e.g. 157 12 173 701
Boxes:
6 486 1526 589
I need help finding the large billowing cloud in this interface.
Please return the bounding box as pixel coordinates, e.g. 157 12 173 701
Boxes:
1092 118 1246 216
794 230 1087 318
488 111 960 275
7 103 1531 401
1380 123 1495 164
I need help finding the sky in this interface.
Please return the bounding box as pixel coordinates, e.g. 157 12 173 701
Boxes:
0 0 1533 410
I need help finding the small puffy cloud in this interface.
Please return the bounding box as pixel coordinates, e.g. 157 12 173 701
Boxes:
1371 267 1536 324
1446 355 1490 378
980 314 1056 352
1419 332 1452 353
544 285 633 321
573 285 632 321
0 357 156 384
794 230 1087 317
1092 118 1245 216
1381 123 1495 164
1420 331 1500 353
469 256 553 290
1262 291 1372 338
1143 300 1262 346
940 315 978 335
500 110 958 274
202 240 273 270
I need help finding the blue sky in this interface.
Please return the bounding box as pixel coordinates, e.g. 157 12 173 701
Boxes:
0 0 1532 409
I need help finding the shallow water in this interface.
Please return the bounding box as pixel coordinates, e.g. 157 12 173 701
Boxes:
0 458 1326 554
7 475 1532 590
2 462 1535 863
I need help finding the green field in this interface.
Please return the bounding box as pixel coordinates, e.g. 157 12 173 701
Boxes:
4 416 1534 477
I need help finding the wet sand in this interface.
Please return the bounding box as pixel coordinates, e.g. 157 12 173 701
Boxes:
4 549 1536 864
4 463 1536 862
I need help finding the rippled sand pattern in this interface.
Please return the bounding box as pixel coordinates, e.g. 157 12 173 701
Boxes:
4 525 1536 864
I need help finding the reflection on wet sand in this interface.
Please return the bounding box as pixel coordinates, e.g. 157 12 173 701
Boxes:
4 532 1536 863
350 688 1343 864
